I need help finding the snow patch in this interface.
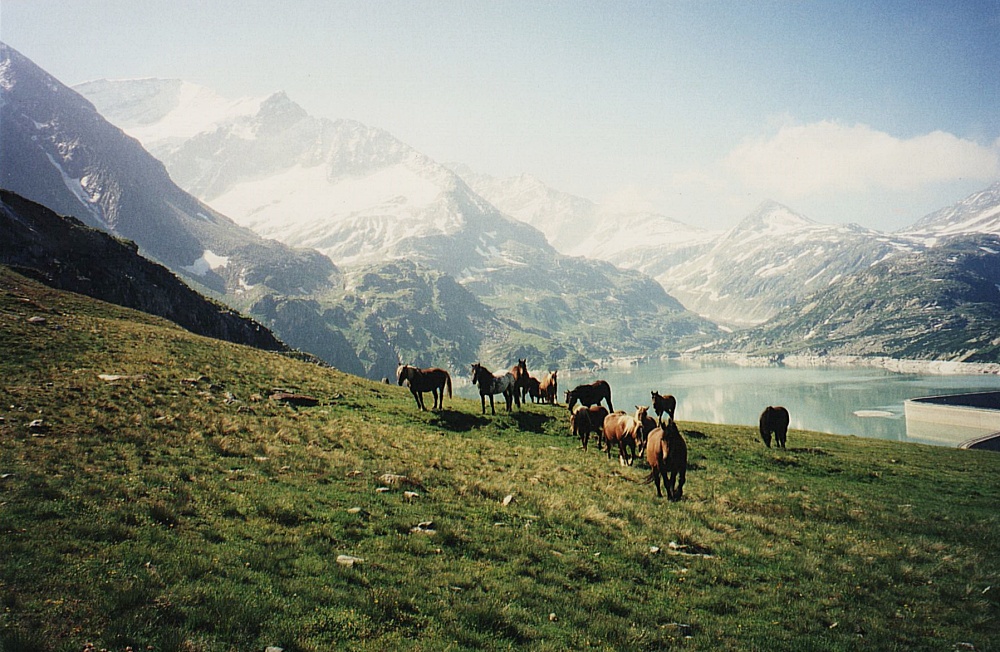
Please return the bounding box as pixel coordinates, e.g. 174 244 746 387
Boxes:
182 250 229 276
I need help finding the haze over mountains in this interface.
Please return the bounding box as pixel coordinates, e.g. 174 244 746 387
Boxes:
1 43 717 379
4 40 1000 373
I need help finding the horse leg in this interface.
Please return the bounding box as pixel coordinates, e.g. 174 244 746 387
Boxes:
777 428 787 449
481 394 487 415
761 429 772 448
654 467 663 498
432 387 441 410
413 390 425 411
672 468 686 502
489 394 496 415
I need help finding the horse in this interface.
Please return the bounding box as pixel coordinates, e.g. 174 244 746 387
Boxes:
566 380 613 413
759 406 790 448
525 376 542 403
509 358 530 403
602 411 641 466
634 405 657 456
651 391 677 424
539 370 558 404
571 404 609 451
396 364 452 411
470 362 519 415
642 418 687 500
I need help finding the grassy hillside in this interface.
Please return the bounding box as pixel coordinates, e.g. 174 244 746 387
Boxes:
1 266 998 651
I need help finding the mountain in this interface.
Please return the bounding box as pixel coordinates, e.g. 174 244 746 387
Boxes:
901 181 1000 242
655 201 922 326
0 190 286 351
0 43 337 299
78 79 550 270
76 76 722 368
448 164 720 273
726 233 1000 362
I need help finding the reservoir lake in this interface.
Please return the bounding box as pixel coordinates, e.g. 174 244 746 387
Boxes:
456 358 1000 446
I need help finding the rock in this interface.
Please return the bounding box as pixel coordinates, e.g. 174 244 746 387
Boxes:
269 391 319 407
403 491 420 500
28 419 45 432
549 613 558 622
410 521 436 535
27 316 46 325
336 554 363 567
265 646 284 652
502 494 514 506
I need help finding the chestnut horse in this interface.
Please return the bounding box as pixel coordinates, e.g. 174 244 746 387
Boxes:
651 391 677 424
759 406 790 448
602 411 641 466
634 405 657 455
566 380 613 413
471 362 518 415
397 364 452 411
571 404 609 451
539 370 558 404
642 418 687 500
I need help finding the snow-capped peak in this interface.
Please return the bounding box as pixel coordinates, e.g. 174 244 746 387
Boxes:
74 78 269 146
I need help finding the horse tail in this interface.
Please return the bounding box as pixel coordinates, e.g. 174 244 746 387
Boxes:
640 470 656 485
445 371 453 398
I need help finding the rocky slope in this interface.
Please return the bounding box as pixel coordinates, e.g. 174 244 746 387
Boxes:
0 190 286 351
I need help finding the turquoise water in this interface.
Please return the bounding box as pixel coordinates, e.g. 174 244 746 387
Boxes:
457 358 1000 446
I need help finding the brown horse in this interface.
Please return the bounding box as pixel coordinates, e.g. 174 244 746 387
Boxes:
539 370 558 404
509 358 530 403
525 376 542 403
634 405 657 455
397 364 452 411
471 362 518 415
571 404 609 451
642 418 687 500
602 411 641 466
651 391 677 424
759 406 790 448
566 380 613 413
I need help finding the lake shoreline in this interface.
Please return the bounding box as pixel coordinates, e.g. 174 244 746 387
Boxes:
583 352 1000 376
682 353 1000 376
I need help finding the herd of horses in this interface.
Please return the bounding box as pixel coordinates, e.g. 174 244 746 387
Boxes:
396 360 790 501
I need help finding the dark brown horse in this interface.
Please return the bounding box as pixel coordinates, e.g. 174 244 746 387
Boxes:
539 370 558 404
397 364 452 411
566 380 613 413
509 358 530 403
602 411 641 466
471 362 518 415
571 404 609 451
759 406 790 448
651 391 677 424
525 376 542 403
642 418 687 500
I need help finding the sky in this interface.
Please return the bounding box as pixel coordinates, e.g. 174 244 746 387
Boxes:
2 0 999 231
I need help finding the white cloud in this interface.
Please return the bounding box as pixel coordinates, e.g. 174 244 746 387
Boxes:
725 121 1000 197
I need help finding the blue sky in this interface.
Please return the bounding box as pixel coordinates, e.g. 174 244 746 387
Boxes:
2 0 998 230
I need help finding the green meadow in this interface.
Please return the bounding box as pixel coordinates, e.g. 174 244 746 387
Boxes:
1 267 997 651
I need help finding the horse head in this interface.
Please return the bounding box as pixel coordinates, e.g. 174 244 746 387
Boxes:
471 362 493 387
397 364 409 386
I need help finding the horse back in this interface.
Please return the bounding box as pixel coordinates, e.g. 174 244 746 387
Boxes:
645 427 667 468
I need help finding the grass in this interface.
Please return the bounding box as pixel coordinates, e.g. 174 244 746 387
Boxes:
0 266 998 651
